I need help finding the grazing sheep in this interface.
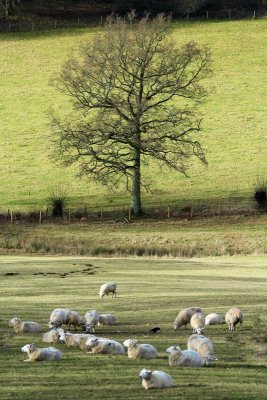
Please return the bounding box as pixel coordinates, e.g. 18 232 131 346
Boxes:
84 310 100 333
9 317 43 333
99 282 117 299
190 312 206 334
98 313 117 326
173 307 203 330
67 310 86 330
86 337 125 355
58 330 95 347
48 308 71 328
21 343 62 362
139 368 174 390
225 307 244 331
166 345 208 367
42 327 64 343
187 334 217 364
123 339 158 360
205 313 224 326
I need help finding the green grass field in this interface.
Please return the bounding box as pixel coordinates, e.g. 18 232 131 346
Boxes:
0 256 266 399
0 19 267 211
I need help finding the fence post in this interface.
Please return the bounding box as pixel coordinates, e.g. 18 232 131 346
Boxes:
167 205 171 219
128 207 132 221
10 210 14 225
54 21 57 29
100 209 103 220
68 209 71 222
31 21 35 32
206 10 209 19
77 17 80 26
39 210 42 224
190 205 194 218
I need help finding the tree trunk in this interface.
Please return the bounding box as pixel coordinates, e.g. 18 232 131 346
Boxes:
131 148 142 216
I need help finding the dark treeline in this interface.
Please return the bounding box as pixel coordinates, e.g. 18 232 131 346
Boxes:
0 0 266 18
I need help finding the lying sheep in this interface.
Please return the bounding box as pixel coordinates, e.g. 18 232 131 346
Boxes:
59 330 94 347
86 337 125 355
123 339 158 360
166 345 207 367
173 307 203 330
98 313 117 326
42 327 64 343
139 368 174 390
99 282 117 299
48 308 71 328
21 343 62 362
84 310 100 333
9 317 43 333
187 334 217 364
190 312 206 334
205 313 224 326
225 307 244 331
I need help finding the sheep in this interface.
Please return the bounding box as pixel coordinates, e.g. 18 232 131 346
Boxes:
205 313 224 326
48 308 71 328
42 327 64 343
21 343 63 362
139 368 174 390
84 310 100 333
59 330 94 347
123 339 158 360
190 312 206 334
67 310 86 331
99 282 117 299
187 334 217 365
166 345 207 367
86 337 125 355
98 313 117 326
225 307 244 331
9 317 43 333
173 307 203 330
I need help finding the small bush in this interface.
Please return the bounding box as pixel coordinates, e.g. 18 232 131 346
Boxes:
49 189 67 218
253 178 267 210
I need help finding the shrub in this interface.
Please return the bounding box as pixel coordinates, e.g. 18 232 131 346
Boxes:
253 178 267 210
49 189 67 218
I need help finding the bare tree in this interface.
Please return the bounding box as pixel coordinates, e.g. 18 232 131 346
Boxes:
52 14 212 215
0 0 20 16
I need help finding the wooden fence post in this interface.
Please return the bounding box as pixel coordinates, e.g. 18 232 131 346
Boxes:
39 211 42 224
10 210 14 224
128 207 132 221
167 205 171 219
190 205 194 218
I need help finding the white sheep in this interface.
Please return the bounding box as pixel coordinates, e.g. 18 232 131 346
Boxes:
84 310 100 333
225 307 244 331
48 308 71 328
139 368 174 390
42 327 64 343
21 343 63 362
123 339 158 360
190 312 206 334
187 334 217 364
67 310 86 330
166 345 207 367
59 330 95 347
173 307 203 330
98 313 117 326
205 313 224 326
99 282 117 299
86 337 125 355
9 317 43 333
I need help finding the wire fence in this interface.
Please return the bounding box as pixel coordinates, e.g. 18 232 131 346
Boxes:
0 196 261 225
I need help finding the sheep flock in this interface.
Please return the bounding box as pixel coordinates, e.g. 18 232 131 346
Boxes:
7 280 249 391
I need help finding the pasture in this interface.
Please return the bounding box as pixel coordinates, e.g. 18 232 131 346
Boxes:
0 19 267 211
1 256 266 399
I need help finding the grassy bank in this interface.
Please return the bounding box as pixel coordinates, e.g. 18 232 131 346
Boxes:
0 256 266 399
1 214 267 257
0 19 267 210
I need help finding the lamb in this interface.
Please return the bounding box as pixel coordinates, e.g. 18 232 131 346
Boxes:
123 339 158 360
86 337 125 355
21 343 63 362
42 327 64 343
84 310 100 333
166 345 207 367
187 334 217 364
173 307 203 330
9 317 43 333
98 313 117 326
99 282 117 299
225 307 244 331
139 368 174 390
48 308 71 328
190 312 206 334
205 313 224 326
